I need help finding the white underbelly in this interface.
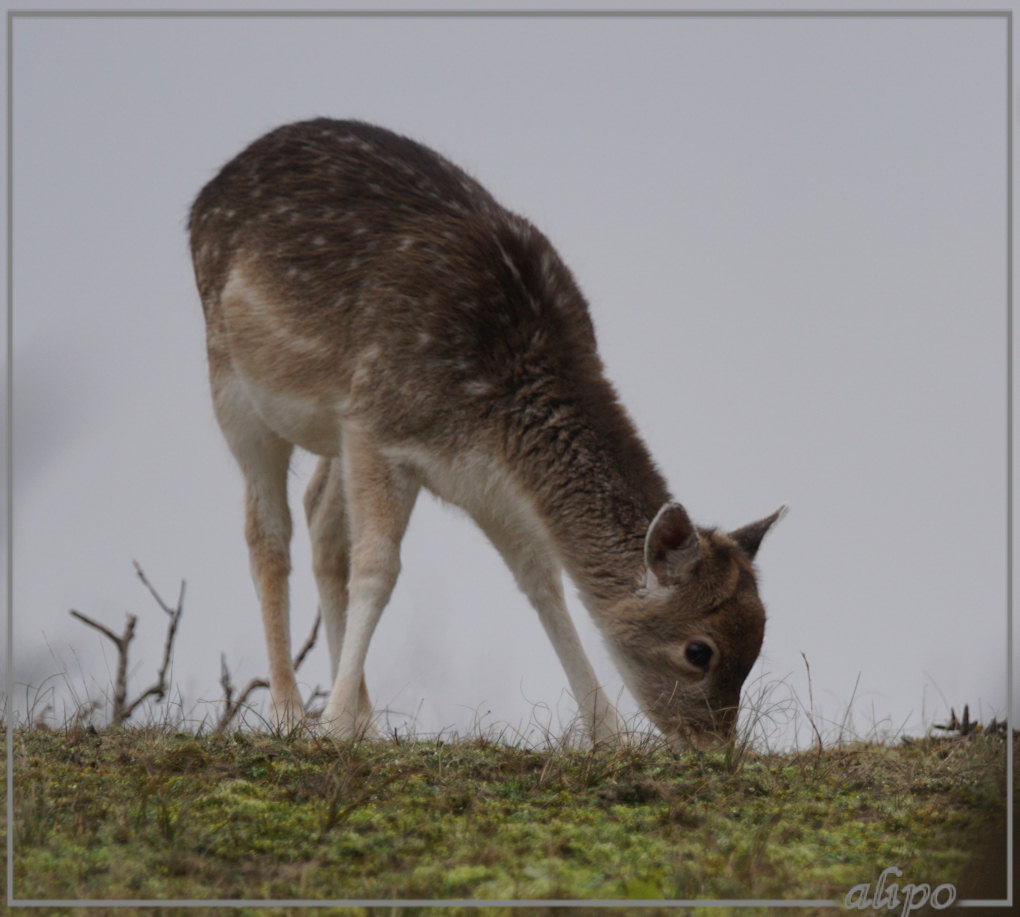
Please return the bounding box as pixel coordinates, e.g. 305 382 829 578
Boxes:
384 443 554 557
241 375 345 456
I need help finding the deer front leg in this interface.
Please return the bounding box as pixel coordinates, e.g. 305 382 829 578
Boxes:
319 428 419 738
478 517 627 746
518 565 628 745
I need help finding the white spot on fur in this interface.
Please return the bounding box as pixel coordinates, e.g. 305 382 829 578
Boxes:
349 344 382 395
540 249 559 287
499 245 518 275
463 380 493 397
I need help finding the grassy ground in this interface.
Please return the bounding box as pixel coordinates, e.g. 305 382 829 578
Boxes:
3 721 1010 915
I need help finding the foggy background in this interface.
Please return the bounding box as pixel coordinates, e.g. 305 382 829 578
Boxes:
6 2 1011 749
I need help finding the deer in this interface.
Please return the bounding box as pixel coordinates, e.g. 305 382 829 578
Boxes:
189 118 784 747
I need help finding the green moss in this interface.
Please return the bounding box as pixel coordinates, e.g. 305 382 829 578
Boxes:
4 728 1008 906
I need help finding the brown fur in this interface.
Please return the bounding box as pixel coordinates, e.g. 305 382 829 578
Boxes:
190 119 783 743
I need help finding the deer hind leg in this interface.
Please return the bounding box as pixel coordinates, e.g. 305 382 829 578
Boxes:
479 517 627 745
303 455 374 730
319 427 419 738
211 372 303 730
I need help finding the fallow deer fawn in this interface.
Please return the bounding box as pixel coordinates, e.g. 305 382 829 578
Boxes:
190 119 783 745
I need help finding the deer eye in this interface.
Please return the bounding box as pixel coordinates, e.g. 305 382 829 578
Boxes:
684 641 713 668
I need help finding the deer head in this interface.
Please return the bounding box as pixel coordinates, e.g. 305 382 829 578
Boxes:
607 503 786 745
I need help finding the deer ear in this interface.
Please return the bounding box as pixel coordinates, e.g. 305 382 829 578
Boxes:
645 502 701 587
729 505 788 560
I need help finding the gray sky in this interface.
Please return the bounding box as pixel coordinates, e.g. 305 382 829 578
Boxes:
6 1 1012 748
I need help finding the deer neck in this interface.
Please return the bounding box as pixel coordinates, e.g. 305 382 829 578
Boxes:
502 363 671 615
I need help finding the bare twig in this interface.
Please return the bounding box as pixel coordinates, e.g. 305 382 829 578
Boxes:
120 562 184 721
69 610 137 721
216 656 270 734
293 612 321 671
133 559 185 618
68 562 184 726
69 609 127 648
216 609 322 734
120 561 184 720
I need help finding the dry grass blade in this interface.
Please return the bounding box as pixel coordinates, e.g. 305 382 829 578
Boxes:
800 652 824 757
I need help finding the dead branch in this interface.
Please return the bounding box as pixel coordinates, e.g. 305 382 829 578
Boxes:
216 609 322 734
68 562 184 727
293 609 321 670
69 609 127 648
69 609 137 721
216 657 269 734
134 559 186 618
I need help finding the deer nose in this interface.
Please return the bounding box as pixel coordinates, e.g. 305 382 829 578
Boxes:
677 712 737 750
686 729 732 751
677 726 734 750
